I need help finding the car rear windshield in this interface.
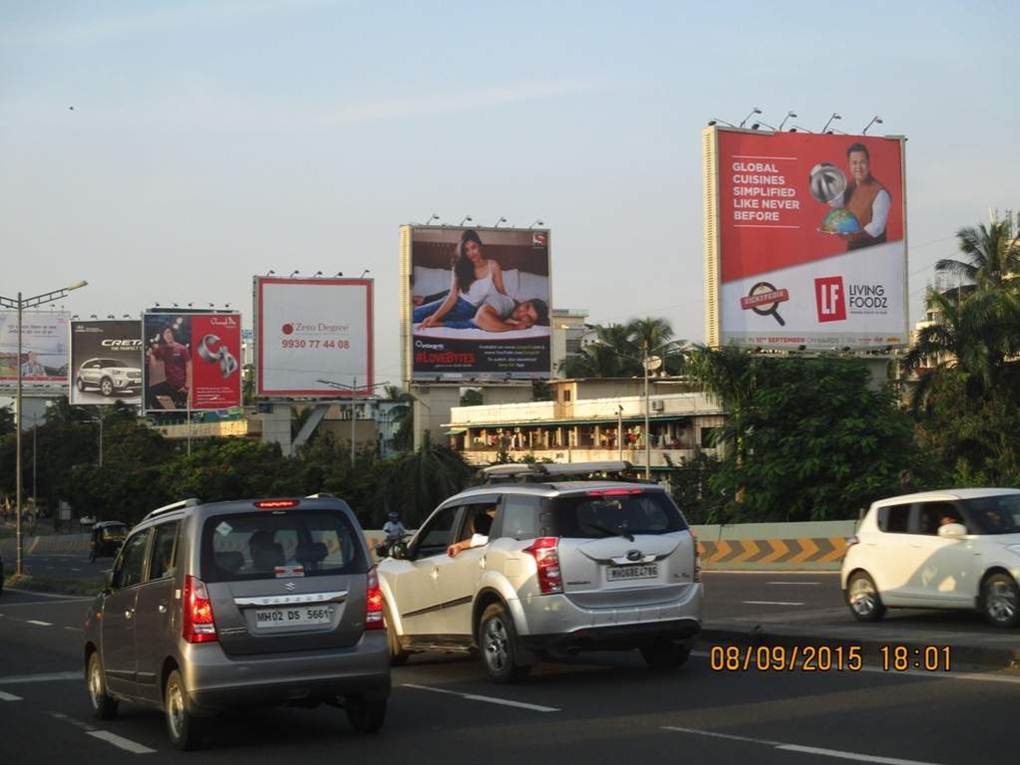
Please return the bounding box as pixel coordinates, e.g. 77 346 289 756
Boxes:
201 509 368 582
963 495 1020 535
551 491 688 538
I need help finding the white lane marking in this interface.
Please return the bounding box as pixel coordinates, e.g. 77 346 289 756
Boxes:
86 730 157 754
403 683 560 712
767 581 822 585
0 691 23 701
662 726 946 765
0 671 81 685
5 588 93 600
25 619 53 626
64 626 84 632
741 601 804 606
49 711 95 731
690 651 1020 685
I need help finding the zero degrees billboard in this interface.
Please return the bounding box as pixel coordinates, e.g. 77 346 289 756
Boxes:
401 226 552 381
255 277 373 397
704 127 908 350
70 320 143 405
143 312 242 412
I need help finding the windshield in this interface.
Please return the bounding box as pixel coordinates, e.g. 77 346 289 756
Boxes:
552 491 688 539
963 495 1020 535
201 509 368 582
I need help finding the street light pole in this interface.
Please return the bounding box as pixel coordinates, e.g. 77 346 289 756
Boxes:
0 280 87 576
643 341 651 480
315 377 390 468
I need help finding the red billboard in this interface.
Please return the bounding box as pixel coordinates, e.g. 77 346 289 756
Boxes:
143 312 242 412
705 128 908 350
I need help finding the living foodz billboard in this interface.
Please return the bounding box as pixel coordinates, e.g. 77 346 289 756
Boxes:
401 226 552 381
0 311 70 396
142 312 242 412
255 278 373 397
70 320 144 406
704 127 908 350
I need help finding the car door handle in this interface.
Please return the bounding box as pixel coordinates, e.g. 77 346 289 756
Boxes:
430 567 439 580
479 556 486 569
157 604 167 614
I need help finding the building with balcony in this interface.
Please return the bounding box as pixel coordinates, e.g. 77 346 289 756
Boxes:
444 378 726 472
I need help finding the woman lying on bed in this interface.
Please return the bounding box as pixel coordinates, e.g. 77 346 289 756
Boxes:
412 229 511 329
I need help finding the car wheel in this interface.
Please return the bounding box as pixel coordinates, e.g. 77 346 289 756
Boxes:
981 573 1020 628
479 603 531 683
164 669 206 751
345 697 387 734
640 639 691 670
86 652 118 720
76 376 85 391
384 603 409 667
846 571 886 622
100 377 114 397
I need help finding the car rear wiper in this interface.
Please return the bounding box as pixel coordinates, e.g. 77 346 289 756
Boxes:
588 521 634 542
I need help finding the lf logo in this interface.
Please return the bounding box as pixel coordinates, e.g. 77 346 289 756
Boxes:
815 276 847 322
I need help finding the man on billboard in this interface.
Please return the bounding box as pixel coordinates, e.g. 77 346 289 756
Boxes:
828 142 891 251
20 352 46 377
439 294 550 333
146 324 191 410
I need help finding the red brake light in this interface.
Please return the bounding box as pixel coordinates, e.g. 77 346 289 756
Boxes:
365 568 384 630
586 488 643 497
182 575 218 644
254 499 300 509
523 537 563 595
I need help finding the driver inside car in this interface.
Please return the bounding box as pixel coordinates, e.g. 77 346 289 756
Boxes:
446 506 496 558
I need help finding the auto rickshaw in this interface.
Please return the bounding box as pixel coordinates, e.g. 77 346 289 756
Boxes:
88 521 128 562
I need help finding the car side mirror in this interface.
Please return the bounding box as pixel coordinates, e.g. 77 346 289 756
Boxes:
103 571 114 593
390 541 409 560
938 523 967 539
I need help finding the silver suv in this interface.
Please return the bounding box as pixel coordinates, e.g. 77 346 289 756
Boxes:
377 463 702 682
82 495 390 750
76 357 142 397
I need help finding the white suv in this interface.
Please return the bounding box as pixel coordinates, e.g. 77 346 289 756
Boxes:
842 489 1020 627
377 463 702 682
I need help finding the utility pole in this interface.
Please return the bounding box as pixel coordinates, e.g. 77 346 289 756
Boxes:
316 377 391 468
643 341 651 480
1 280 87 575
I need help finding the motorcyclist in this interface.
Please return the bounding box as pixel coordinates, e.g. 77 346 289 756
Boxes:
382 511 407 543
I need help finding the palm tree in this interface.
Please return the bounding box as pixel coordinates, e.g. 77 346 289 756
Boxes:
935 213 1019 290
382 385 414 452
374 438 474 525
903 286 1020 409
627 317 674 355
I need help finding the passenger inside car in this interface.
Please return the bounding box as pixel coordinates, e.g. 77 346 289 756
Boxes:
446 505 496 557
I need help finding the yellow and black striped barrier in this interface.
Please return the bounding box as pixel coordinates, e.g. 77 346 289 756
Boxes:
697 537 848 568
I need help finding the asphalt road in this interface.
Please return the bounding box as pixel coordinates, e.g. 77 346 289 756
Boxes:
1 587 1018 764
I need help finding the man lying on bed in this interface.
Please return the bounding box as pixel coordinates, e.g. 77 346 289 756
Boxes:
424 292 549 333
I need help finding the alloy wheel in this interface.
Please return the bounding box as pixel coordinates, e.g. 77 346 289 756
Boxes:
484 616 510 672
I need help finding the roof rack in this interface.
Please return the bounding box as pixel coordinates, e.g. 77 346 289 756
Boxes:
479 461 634 484
304 492 338 499
142 497 200 522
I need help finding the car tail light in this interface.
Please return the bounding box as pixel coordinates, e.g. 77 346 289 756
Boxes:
182 575 217 644
254 499 299 509
524 537 563 595
365 568 384 630
586 488 643 497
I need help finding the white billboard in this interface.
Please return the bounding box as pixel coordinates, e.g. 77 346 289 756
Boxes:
254 277 373 397
0 311 71 397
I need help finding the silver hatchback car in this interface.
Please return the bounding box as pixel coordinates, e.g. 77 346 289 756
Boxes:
378 463 703 682
83 495 390 750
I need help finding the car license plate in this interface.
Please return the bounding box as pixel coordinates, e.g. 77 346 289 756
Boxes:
607 563 658 582
254 606 333 629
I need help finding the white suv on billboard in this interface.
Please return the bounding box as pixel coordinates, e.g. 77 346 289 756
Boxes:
76 357 143 397
842 489 1020 627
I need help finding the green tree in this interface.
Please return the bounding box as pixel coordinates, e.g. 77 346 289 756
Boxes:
689 349 920 522
382 385 414 452
935 213 1019 290
374 439 474 527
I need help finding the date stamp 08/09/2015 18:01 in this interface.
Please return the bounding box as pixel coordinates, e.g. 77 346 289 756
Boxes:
709 644 953 673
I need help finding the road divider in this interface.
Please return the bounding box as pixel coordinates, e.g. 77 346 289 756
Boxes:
693 521 857 571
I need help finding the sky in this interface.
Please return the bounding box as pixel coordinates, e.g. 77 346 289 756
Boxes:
2 0 1018 387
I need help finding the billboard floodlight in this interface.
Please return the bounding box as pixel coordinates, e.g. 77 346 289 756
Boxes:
778 111 797 131
820 112 841 133
738 106 762 128
862 116 884 135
